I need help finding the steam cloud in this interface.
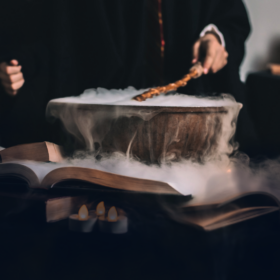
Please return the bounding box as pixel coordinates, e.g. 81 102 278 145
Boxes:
17 152 280 206
43 87 280 204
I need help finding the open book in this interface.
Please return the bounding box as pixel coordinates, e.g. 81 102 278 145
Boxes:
0 142 178 194
0 142 279 230
163 192 280 231
0 162 179 195
0 142 180 194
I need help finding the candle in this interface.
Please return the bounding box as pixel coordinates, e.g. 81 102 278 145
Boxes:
69 205 97 233
98 206 128 234
96 201 105 217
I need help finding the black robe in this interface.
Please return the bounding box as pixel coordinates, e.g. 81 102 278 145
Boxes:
0 0 251 147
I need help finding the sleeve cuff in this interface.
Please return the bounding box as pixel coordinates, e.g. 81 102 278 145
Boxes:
200 24 226 47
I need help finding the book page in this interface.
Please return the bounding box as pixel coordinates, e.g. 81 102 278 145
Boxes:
16 161 64 185
4 160 183 194
204 207 279 231
168 206 279 231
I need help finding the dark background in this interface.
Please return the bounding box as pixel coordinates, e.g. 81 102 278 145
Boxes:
0 2 280 279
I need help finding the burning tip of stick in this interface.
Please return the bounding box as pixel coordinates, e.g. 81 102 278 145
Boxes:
132 89 154 102
132 95 145 101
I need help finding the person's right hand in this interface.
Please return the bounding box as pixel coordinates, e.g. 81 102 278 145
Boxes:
0 59 25 96
192 33 228 75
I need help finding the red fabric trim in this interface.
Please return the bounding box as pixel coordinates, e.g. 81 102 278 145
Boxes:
157 0 165 58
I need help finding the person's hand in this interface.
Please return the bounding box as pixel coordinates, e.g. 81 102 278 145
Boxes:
192 33 228 75
0 59 25 96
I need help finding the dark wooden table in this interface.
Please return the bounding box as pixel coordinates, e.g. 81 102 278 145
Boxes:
0 186 279 280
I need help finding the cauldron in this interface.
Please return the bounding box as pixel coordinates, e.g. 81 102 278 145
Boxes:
47 98 242 164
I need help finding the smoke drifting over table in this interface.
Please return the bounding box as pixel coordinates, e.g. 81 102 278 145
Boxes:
44 87 280 204
2 86 280 206
16 152 280 206
38 87 280 206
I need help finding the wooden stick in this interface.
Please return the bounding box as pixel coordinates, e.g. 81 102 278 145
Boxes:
133 62 204 101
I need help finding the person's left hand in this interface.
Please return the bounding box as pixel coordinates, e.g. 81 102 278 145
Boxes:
192 33 228 75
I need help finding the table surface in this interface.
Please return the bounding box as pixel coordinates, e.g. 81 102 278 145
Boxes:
0 186 280 280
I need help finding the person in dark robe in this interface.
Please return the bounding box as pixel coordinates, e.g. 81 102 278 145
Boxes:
0 0 255 153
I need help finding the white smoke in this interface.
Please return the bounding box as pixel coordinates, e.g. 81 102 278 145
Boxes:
15 152 280 206
41 87 280 205
65 152 280 204
50 86 238 107
16 154 232 203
